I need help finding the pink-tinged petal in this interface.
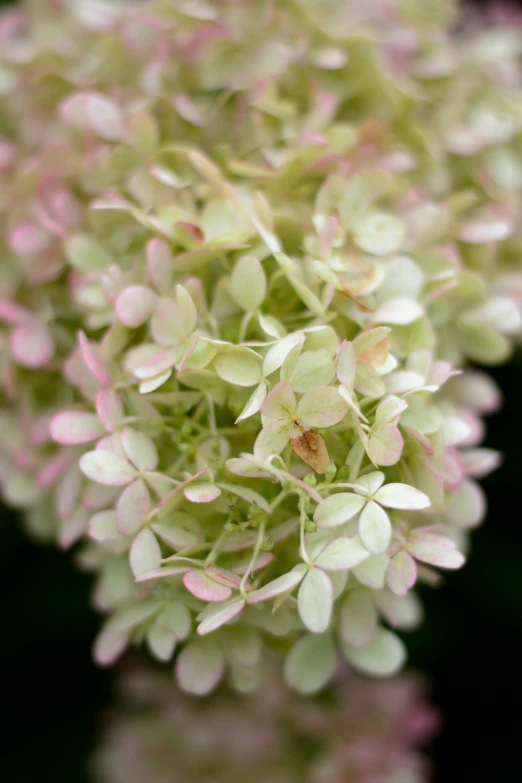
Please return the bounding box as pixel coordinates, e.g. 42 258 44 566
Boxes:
225 457 272 478
10 323 54 368
443 479 486 529
124 343 164 374
0 297 32 326
184 482 221 503
146 238 172 293
96 389 123 432
232 550 274 575
50 411 105 445
450 371 502 414
115 285 157 328
434 449 463 489
337 340 356 387
95 431 126 458
58 507 88 550
375 590 422 630
60 91 124 140
55 466 82 522
157 468 210 515
121 427 158 472
204 567 242 590
253 420 292 460
37 451 72 489
248 570 304 604
130 527 162 578
80 450 136 486
297 387 347 428
150 298 185 346
319 215 339 260
63 349 99 401
175 638 225 695
78 330 111 386
82 483 119 512
367 424 403 466
183 570 233 602
297 568 333 634
386 550 417 596
135 567 190 583
93 625 128 667
402 425 434 456
133 347 182 379
407 531 465 569
116 478 151 536
261 381 296 420
460 448 502 479
139 370 173 394
197 596 245 635
9 222 50 255
375 395 408 426
374 483 431 510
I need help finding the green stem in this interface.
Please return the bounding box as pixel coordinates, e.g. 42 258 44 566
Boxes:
240 517 266 598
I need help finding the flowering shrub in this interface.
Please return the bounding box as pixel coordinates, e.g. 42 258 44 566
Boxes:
0 0 521 693
95 662 439 783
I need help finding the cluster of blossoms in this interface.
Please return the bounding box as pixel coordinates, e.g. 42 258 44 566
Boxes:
95 662 439 783
0 0 520 693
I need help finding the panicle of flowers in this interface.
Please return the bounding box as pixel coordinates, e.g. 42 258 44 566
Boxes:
94 661 439 783
0 0 519 693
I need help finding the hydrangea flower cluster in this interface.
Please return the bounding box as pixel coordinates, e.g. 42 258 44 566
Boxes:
95 662 439 783
0 0 520 693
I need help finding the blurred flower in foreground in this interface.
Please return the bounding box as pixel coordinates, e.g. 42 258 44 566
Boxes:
95 661 439 783
0 0 520 694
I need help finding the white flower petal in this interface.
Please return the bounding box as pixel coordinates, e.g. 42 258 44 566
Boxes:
374 483 430 510
313 492 366 528
359 500 392 554
297 568 333 633
343 629 406 676
284 633 336 694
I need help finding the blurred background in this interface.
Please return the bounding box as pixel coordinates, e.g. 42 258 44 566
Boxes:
1 0 522 781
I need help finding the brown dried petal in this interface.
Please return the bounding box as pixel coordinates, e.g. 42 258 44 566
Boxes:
291 429 330 474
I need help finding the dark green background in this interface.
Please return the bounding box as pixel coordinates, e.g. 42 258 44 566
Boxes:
1 0 521 780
